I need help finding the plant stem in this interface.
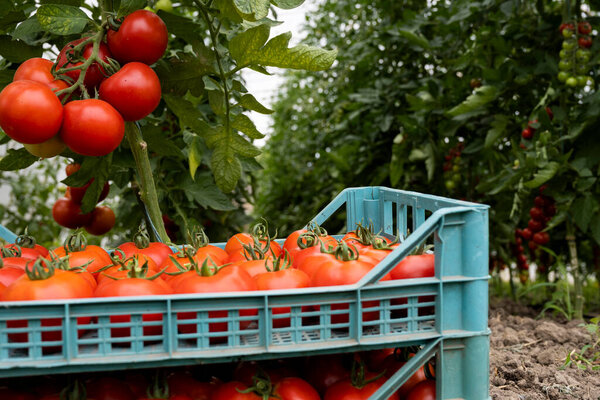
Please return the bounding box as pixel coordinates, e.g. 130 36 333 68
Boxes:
124 122 170 243
567 220 584 320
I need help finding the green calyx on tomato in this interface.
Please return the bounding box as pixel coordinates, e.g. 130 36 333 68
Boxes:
24 258 55 281
333 240 361 262
189 226 211 249
235 370 275 400
104 256 166 281
349 361 386 390
265 249 293 272
62 231 90 254
1 245 22 258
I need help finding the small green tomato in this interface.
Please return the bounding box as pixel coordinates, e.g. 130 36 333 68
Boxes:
566 76 578 87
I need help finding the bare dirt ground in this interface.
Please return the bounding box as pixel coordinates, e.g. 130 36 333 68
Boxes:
489 298 600 400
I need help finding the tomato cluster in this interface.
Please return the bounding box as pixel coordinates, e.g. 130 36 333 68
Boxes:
513 187 556 282
557 21 594 88
0 10 167 158
442 143 464 191
0 350 435 400
521 107 553 141
52 163 115 235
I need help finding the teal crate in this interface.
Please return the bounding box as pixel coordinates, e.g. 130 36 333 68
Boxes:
0 187 490 399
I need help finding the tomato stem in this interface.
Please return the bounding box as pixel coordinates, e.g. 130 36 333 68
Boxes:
567 221 584 320
124 122 170 243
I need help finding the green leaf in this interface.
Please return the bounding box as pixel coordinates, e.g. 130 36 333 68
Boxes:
211 145 241 193
229 24 271 66
232 113 264 139
571 194 596 232
180 173 235 211
0 35 42 63
270 0 304 9
0 10 25 35
143 125 184 157
233 0 270 21
188 136 203 179
12 17 44 43
62 156 103 187
590 213 600 246
157 10 207 50
0 69 14 90
240 156 263 171
238 94 273 114
396 29 430 48
230 132 261 157
254 31 337 71
213 0 243 23
156 54 212 97
163 94 217 137
36 5 89 35
207 90 226 115
40 0 82 5
0 148 38 171
117 0 146 17
484 115 509 148
524 161 560 188
446 85 499 117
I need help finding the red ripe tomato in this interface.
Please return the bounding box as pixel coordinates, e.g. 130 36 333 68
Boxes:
13 58 69 95
520 228 533 240
173 266 257 335
559 23 575 34
254 268 310 327
406 380 436 400
529 207 544 221
210 381 270 400
235 258 277 278
119 241 174 268
94 277 172 337
107 10 168 65
274 377 320 400
521 127 533 140
579 36 593 49
282 229 307 258
193 245 228 266
168 373 220 400
532 231 550 245
304 355 350 396
324 374 399 400
226 233 253 254
0 265 25 286
379 355 433 398
60 99 124 156
56 38 112 90
390 254 435 280
0 80 63 144
66 162 111 204
297 251 337 280
99 62 161 121
52 197 93 229
86 377 136 400
84 206 116 236
3 244 42 261
578 21 592 35
0 256 30 270
527 219 544 233
0 388 37 400
51 244 112 276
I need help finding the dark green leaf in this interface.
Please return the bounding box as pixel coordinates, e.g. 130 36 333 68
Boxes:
143 126 183 158
213 0 243 23
62 156 104 187
0 148 38 171
207 90 226 116
446 86 499 117
163 94 217 138
396 29 429 48
157 10 206 50
12 17 44 44
0 132 9 145
232 0 270 21
524 162 560 188
211 145 241 193
484 115 509 148
0 69 15 90
156 54 212 97
238 93 273 114
40 0 82 5
590 213 600 246
0 35 42 63
239 156 263 171
571 195 596 233
0 10 25 34
36 4 89 35
180 173 235 211
188 136 203 179
117 0 146 17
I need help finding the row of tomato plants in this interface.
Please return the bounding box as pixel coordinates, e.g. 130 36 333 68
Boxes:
0 349 436 400
0 223 434 304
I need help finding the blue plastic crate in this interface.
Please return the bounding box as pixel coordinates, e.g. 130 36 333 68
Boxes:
0 187 490 399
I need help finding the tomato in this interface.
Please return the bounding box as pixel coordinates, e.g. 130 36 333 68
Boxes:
579 36 592 49
85 206 116 236
293 240 336 269
361 348 395 372
297 251 337 280
107 10 168 65
210 381 270 400
0 80 63 144
578 21 592 35
119 241 174 268
86 377 136 400
521 127 533 139
98 254 160 285
94 276 172 337
168 373 219 400
379 354 432 398
283 228 336 259
533 231 550 245
60 99 125 157
155 0 173 12
13 58 69 95
0 265 25 286
67 163 110 204
324 374 399 400
193 245 228 266
51 239 112 276
406 380 436 400
100 62 162 121
3 244 42 261
226 233 253 254
56 38 112 90
390 254 434 280
236 258 276 278
274 377 320 400
173 266 257 335
520 228 533 240
304 355 350 396
23 134 66 158
2 264 93 343
52 197 93 229
527 219 544 232
0 388 36 400
255 267 310 327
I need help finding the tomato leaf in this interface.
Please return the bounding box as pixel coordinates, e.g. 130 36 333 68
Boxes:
117 0 146 18
11 17 44 45
0 132 9 145
0 148 38 171
179 173 236 210
207 90 227 116
36 5 89 35
238 93 273 114
230 132 261 157
231 113 264 139
211 144 241 193
446 85 499 117
157 10 208 52
0 69 14 91
143 125 184 158
156 55 212 97
484 115 509 148
163 94 217 137
571 194 596 233
0 35 42 63
188 136 203 179
229 24 271 66
270 0 305 9
395 29 430 49
523 161 560 188
232 0 270 21
0 10 25 35
589 212 600 246
213 0 244 23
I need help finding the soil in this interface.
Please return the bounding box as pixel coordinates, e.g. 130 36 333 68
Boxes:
489 298 600 400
